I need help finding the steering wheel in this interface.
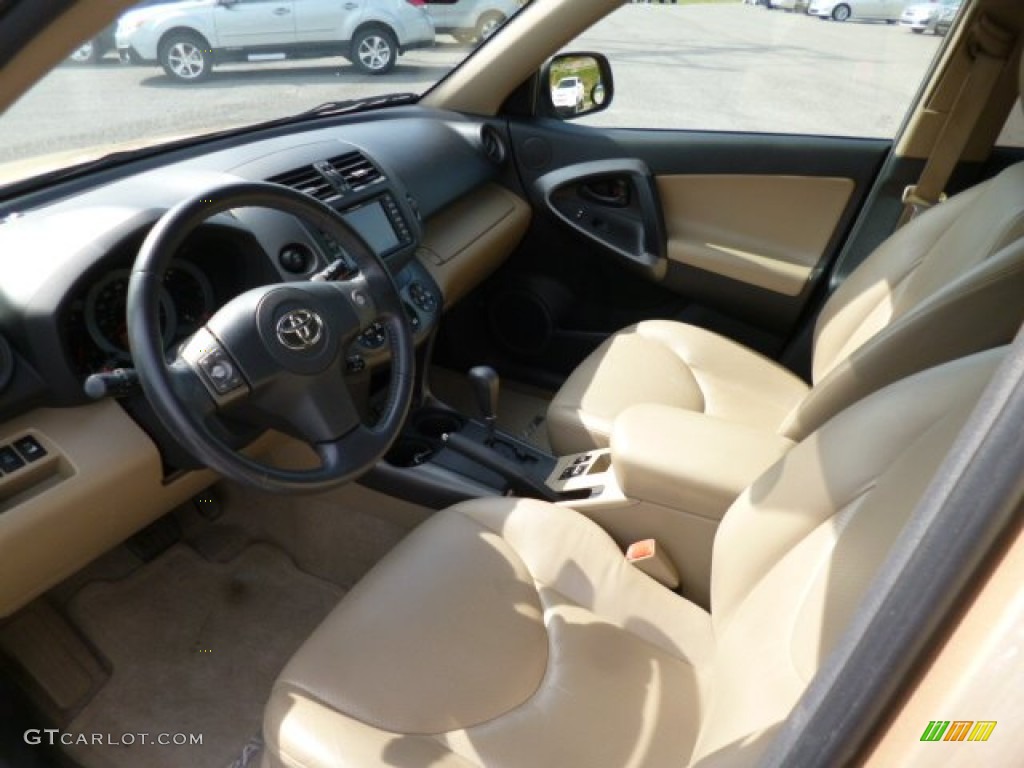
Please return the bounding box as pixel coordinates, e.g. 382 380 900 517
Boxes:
126 182 414 493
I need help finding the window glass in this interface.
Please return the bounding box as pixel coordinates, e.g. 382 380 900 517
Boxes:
572 2 946 138
996 107 1024 148
0 0 529 189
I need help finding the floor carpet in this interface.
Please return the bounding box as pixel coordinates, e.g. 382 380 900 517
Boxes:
63 543 343 768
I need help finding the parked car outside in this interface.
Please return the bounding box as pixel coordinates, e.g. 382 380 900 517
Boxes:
424 0 519 43
115 0 435 81
551 75 585 113
933 0 962 33
900 0 959 32
67 0 173 63
768 0 810 11
808 0 913 22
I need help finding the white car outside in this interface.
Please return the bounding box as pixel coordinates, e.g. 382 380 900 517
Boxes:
424 0 520 43
768 0 808 11
900 0 958 32
552 76 585 113
808 0 914 22
116 0 435 81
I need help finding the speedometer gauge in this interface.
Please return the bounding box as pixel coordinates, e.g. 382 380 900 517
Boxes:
84 269 175 362
164 259 215 338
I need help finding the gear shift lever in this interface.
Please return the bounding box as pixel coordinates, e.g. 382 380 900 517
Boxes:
444 364 553 499
468 365 499 443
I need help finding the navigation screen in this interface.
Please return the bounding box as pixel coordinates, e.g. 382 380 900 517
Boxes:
341 201 399 255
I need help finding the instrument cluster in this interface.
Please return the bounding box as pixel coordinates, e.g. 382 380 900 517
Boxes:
65 257 217 373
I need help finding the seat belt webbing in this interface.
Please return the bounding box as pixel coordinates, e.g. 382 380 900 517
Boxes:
897 14 1014 227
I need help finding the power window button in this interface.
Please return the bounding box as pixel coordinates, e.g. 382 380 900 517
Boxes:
13 436 46 463
0 445 26 474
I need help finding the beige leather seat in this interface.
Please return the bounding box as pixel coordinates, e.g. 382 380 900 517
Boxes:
547 62 1024 455
262 347 1002 768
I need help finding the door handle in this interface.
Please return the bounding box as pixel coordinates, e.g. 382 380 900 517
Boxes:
580 178 631 208
273 7 292 15
344 2 358 9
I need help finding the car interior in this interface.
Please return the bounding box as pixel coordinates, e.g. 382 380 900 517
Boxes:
0 0 1022 767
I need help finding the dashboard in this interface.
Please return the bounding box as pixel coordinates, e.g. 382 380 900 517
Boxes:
0 107 513 408
0 106 531 616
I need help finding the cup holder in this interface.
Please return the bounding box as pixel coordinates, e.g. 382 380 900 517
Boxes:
413 410 465 440
385 438 435 468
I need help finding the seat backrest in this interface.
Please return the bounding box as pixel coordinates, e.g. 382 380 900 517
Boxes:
781 53 1024 441
783 227 1024 439
689 348 1003 766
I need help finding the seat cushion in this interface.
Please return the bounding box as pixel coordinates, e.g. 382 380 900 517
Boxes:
263 497 715 768
263 349 1003 768
546 320 810 455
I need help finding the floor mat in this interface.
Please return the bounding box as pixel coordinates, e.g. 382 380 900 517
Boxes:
64 544 343 768
429 366 554 453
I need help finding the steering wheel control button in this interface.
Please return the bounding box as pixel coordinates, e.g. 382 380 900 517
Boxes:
346 355 366 374
13 436 46 463
275 308 324 351
358 322 387 350
198 349 244 395
0 445 26 474
407 281 438 313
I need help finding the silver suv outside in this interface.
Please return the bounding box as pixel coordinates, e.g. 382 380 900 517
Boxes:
424 0 520 43
116 0 435 81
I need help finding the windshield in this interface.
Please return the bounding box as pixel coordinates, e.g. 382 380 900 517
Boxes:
0 0 526 189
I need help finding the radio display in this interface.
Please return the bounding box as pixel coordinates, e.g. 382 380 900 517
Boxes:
341 200 400 255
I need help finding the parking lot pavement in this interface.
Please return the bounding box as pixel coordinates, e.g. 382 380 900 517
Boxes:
0 4 942 167
574 4 942 136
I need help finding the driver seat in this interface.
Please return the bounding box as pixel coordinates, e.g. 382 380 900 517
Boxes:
262 348 1002 768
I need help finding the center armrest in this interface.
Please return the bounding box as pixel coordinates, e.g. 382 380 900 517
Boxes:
611 404 795 520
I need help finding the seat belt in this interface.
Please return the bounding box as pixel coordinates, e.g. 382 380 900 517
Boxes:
897 14 1014 227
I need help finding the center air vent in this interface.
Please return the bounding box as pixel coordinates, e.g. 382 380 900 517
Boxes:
327 152 384 191
267 166 337 202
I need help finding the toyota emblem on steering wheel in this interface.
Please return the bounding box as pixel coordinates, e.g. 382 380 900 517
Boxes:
276 308 324 351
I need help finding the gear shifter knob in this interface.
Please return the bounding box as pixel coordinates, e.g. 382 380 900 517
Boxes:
468 365 499 439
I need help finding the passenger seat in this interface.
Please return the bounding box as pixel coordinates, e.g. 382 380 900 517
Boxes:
547 61 1024 455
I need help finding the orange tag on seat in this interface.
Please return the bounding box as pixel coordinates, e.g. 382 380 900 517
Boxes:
625 539 680 590
626 539 656 562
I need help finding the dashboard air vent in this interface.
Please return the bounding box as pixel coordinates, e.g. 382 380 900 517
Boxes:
267 166 337 201
327 152 384 190
480 124 507 166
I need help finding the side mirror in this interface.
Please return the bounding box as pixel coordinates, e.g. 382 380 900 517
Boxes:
540 52 614 120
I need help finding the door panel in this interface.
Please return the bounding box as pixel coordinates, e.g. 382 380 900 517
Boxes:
431 122 889 391
213 0 296 48
295 0 361 42
658 175 855 297
533 158 667 282
424 0 456 29
510 120 888 329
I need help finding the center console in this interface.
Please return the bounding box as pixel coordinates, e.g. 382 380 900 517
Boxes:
366 370 563 509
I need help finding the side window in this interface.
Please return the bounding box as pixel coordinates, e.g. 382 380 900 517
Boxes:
996 108 1024 148
570 3 945 138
